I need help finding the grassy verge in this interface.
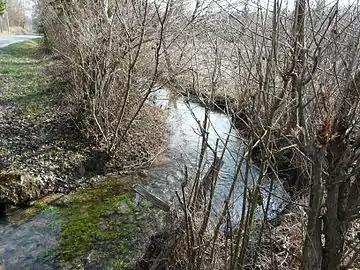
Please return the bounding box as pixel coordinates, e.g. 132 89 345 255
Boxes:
0 38 51 123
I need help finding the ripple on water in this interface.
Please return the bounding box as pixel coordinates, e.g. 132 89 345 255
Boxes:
0 209 60 269
0 90 289 269
146 89 289 222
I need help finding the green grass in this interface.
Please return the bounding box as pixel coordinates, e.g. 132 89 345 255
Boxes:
0 38 50 123
0 39 165 269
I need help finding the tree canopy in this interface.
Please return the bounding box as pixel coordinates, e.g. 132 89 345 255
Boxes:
0 0 6 16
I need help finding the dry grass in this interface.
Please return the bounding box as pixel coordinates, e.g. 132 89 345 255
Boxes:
258 194 307 269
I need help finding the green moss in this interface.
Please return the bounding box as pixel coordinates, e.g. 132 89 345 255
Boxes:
4 175 164 268
53 176 163 269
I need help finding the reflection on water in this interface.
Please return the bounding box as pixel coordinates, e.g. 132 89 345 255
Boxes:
0 209 60 270
146 89 288 223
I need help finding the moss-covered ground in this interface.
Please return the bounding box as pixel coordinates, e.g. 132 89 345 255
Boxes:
52 176 163 269
5 175 164 269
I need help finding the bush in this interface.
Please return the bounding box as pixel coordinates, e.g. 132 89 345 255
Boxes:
39 0 169 164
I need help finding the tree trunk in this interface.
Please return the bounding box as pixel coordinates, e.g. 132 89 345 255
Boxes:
302 146 325 270
322 181 347 270
321 72 359 269
288 0 306 131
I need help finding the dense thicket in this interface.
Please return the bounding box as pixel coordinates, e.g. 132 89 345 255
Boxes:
39 0 168 167
39 0 360 269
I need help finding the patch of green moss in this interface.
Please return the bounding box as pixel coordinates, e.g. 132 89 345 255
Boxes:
53 176 163 269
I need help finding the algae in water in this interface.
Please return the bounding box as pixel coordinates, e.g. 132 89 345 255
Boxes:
52 176 164 269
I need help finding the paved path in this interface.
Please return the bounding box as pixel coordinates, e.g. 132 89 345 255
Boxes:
0 35 42 48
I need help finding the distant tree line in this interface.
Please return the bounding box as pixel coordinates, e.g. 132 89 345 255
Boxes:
0 0 5 15
0 0 29 33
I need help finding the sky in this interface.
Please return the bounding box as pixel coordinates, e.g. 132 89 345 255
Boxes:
208 0 358 12
21 0 360 19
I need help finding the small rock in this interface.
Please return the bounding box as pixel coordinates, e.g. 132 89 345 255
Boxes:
117 201 131 215
0 172 43 212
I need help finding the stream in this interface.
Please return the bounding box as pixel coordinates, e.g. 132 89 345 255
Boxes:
0 90 288 269
147 90 288 222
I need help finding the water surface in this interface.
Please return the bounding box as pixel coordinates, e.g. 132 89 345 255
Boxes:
0 90 288 269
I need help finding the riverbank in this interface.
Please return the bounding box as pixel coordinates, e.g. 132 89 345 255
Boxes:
0 39 169 269
0 39 168 208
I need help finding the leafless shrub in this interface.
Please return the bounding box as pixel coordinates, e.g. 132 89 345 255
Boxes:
39 0 172 165
38 0 360 268
154 0 360 268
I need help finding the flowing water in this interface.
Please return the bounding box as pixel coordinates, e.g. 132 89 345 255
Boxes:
146 90 288 222
0 90 288 269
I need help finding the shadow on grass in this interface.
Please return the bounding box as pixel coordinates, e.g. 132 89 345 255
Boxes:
0 38 110 192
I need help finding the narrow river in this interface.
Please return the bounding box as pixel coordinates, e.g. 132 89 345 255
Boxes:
0 89 288 269
146 90 288 222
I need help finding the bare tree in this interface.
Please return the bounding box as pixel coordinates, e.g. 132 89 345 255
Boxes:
39 0 360 268
39 0 174 165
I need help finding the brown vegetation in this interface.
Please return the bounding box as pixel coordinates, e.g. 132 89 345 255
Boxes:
39 0 169 167
37 0 360 269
